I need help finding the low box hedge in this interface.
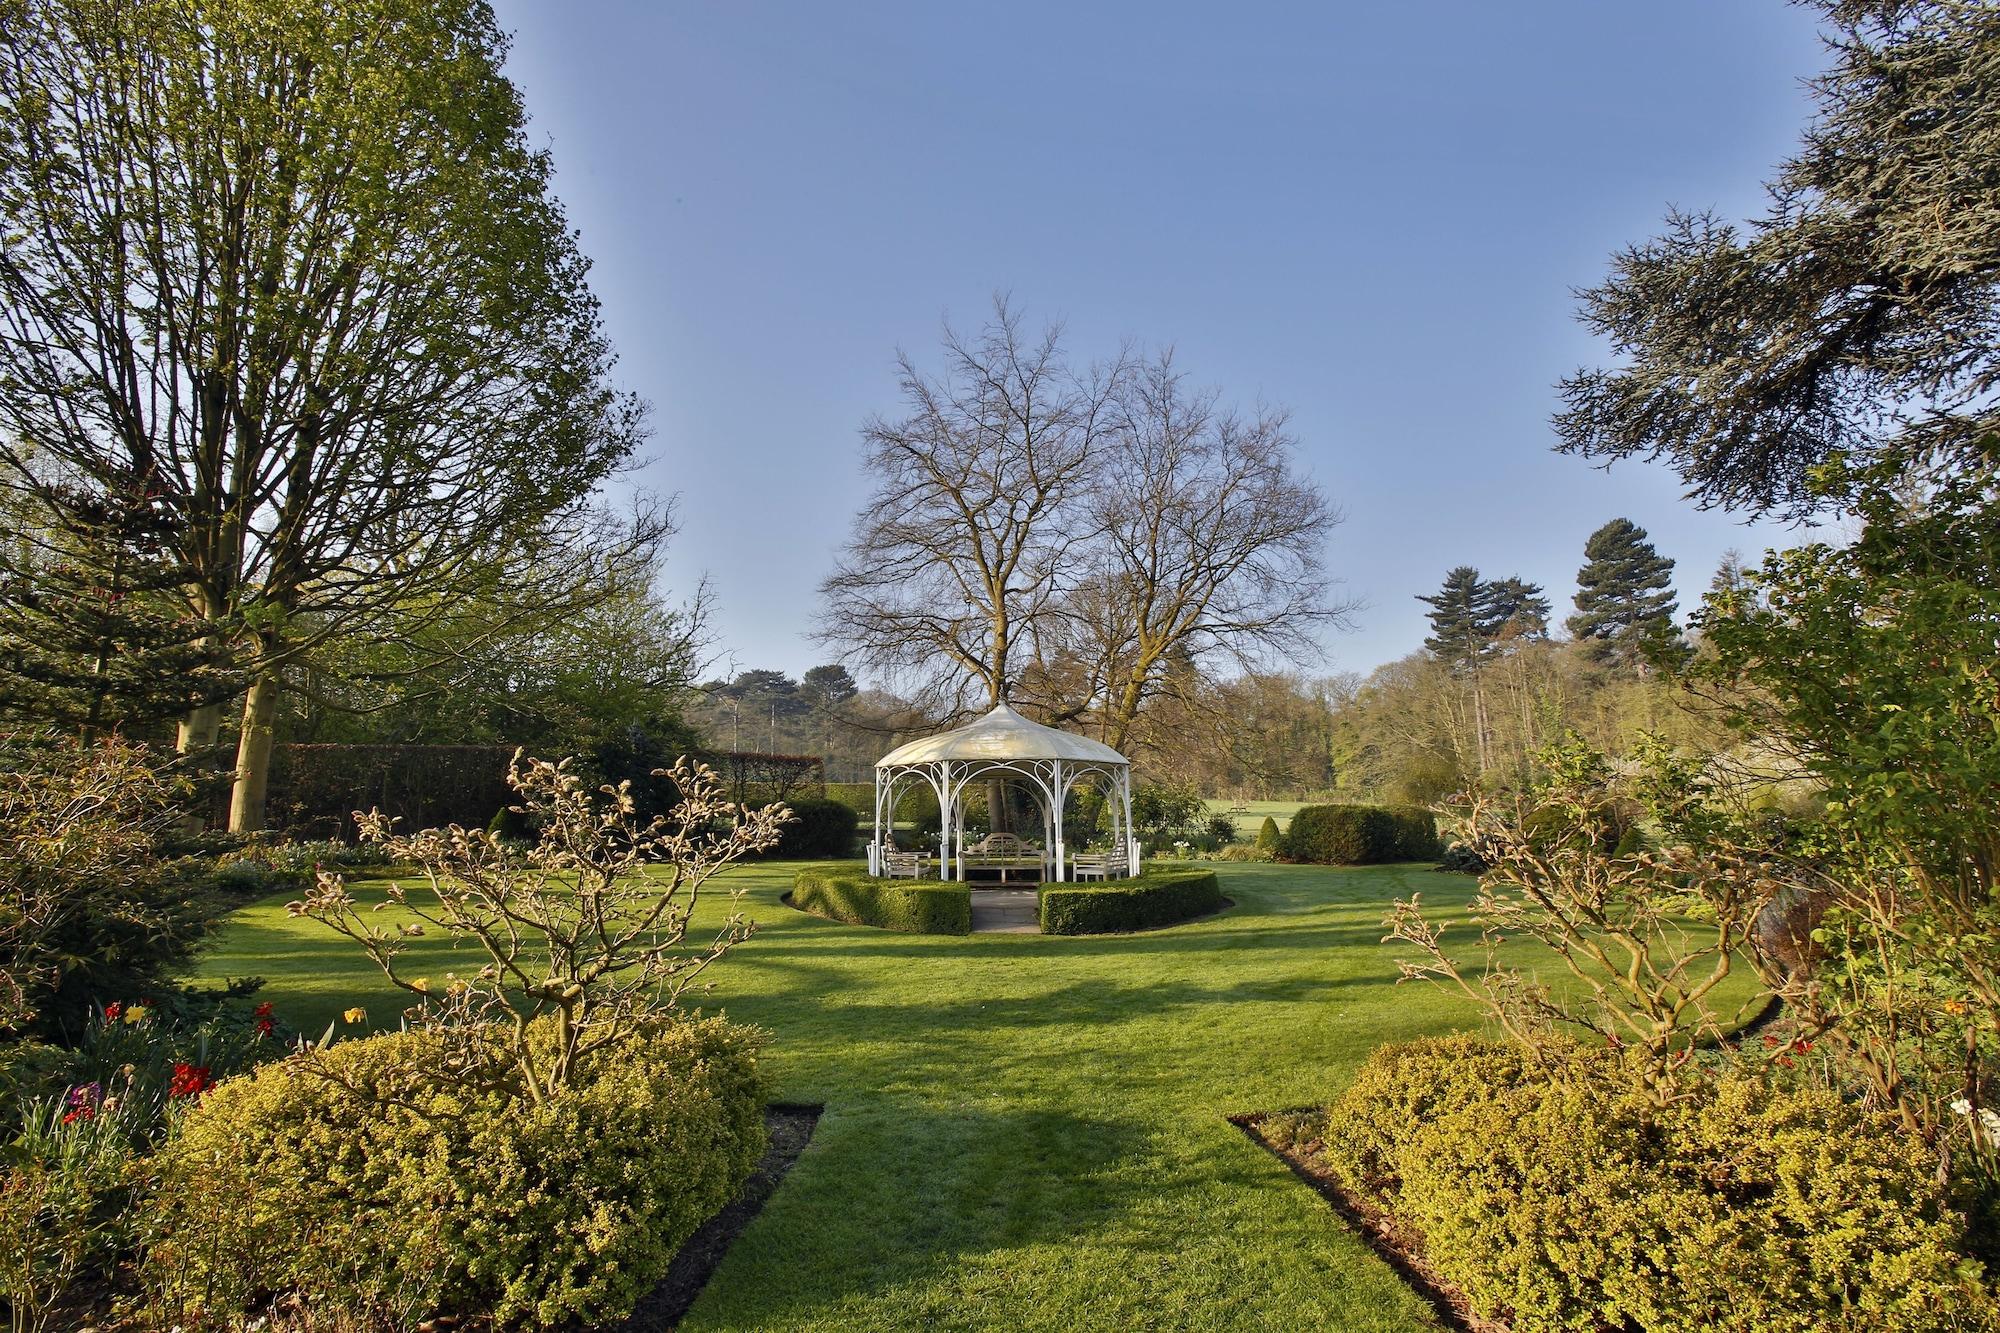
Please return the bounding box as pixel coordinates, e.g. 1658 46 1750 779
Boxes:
790 864 971 935
1038 868 1224 935
1281 804 1438 864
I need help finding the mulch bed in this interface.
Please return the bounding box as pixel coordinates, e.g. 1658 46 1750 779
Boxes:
607 1102 823 1332
1229 1112 1507 1333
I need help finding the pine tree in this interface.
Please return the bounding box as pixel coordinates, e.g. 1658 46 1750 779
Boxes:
1567 519 1679 666
0 485 237 735
1483 576 1551 645
1419 567 1492 667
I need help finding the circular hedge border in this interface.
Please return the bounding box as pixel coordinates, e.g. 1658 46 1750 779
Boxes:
788 866 972 935
1036 867 1224 935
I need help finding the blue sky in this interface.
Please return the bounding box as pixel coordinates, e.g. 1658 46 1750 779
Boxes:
489 0 1828 684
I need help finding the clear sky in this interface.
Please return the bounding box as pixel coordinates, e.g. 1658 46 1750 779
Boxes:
488 0 1828 685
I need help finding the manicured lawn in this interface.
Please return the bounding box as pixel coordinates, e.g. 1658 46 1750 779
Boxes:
189 861 1755 1331
1203 798 1309 832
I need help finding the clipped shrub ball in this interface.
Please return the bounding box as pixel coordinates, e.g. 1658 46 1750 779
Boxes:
1312 1035 1992 1333
765 797 858 858
141 1017 769 1330
1280 805 1387 863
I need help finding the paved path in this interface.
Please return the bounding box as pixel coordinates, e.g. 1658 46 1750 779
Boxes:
969 888 1039 934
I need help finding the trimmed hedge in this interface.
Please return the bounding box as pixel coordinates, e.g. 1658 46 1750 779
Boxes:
1268 1035 1993 1333
1281 804 1438 864
764 797 857 858
791 865 971 935
1038 868 1224 935
141 1017 768 1329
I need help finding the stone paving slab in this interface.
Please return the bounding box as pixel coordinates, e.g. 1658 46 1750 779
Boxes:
969 888 1040 934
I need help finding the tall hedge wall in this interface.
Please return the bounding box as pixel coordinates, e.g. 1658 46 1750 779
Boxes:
790 865 971 935
1281 804 1438 864
267 744 516 839
1038 868 1224 935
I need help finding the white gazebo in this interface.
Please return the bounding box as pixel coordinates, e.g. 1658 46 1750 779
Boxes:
868 702 1139 882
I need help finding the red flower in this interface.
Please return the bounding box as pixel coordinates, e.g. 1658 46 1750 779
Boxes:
102 1002 122 1022
60 1105 95 1125
1762 1034 1781 1048
168 1063 213 1099
253 1001 275 1036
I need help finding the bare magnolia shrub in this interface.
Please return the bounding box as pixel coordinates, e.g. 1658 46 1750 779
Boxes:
1387 741 1780 1095
291 752 787 1102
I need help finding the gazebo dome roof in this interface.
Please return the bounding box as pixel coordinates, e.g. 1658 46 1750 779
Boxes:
876 703 1129 768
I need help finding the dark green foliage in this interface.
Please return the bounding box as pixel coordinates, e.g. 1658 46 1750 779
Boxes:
1289 1034 1992 1332
1419 567 1549 666
1206 814 1238 843
1129 780 1207 839
1037 869 1223 935
1281 805 1413 864
1567 518 1679 664
791 866 971 934
1255 816 1282 850
0 485 239 733
767 798 856 859
1435 842 1488 875
1556 3 2000 519
587 718 707 821
1417 566 1489 665
266 744 515 839
1385 807 1440 860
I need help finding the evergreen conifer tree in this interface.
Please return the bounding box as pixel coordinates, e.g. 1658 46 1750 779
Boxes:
1483 576 1551 645
1418 566 1492 667
1567 519 1679 665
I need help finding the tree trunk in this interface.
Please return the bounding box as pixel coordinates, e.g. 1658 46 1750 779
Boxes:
228 657 283 833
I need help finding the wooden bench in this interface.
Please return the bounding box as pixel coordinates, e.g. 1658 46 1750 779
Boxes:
881 849 927 879
1069 850 1119 882
962 832 1045 884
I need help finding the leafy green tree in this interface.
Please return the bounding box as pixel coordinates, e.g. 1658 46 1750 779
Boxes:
0 0 644 829
1555 1 2000 519
1699 442 2000 1151
1567 519 1678 666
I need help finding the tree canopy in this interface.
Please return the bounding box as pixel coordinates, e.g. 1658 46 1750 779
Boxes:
1555 0 2000 518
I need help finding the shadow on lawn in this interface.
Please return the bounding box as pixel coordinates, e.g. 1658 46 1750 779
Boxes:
699 1101 1217 1327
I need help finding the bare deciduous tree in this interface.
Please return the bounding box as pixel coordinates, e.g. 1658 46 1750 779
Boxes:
1073 352 1350 754
817 298 1126 719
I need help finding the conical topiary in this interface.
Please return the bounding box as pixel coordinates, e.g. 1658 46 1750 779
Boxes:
1256 816 1281 850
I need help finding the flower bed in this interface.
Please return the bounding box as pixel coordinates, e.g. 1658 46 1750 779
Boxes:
790 865 972 934
1037 868 1224 935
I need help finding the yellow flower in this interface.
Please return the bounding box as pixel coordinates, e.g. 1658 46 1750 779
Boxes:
123 1004 149 1024
1944 999 1970 1016
409 977 430 993
342 1007 367 1025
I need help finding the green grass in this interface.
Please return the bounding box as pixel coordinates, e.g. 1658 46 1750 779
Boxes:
189 861 1755 1331
1203 798 1308 832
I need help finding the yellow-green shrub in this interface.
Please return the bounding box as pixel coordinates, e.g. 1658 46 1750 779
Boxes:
1317 1036 1992 1333
140 1017 768 1330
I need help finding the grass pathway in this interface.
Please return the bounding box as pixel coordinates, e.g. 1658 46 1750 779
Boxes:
188 861 1671 1330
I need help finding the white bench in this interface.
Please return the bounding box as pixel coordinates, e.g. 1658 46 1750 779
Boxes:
1069 850 1118 881
882 849 926 879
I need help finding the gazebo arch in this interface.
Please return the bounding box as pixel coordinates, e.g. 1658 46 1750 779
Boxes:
868 703 1139 882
